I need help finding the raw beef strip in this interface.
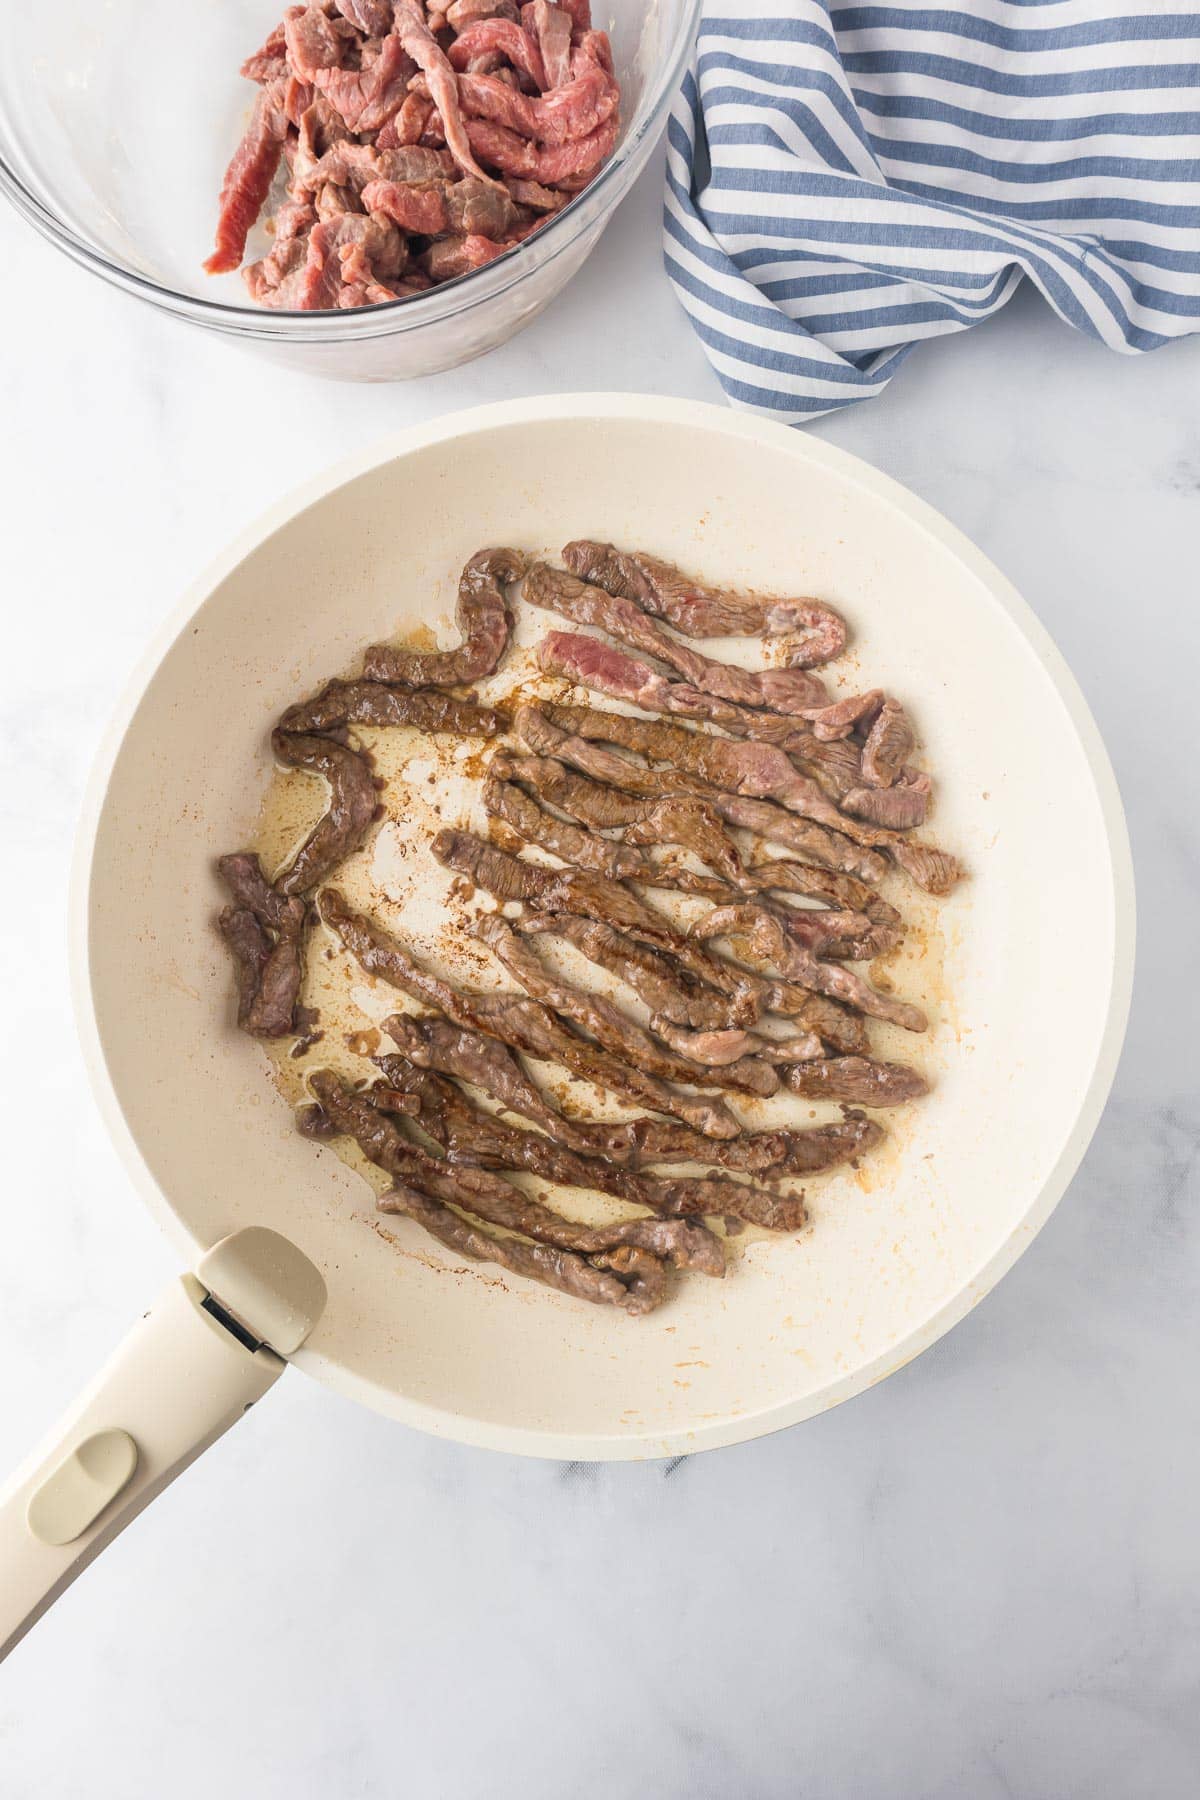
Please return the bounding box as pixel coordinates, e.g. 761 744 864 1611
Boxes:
205 79 290 274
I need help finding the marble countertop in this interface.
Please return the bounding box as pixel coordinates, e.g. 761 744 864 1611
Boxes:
2 148 1198 1799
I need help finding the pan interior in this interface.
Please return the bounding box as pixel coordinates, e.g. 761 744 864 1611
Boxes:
82 404 1128 1457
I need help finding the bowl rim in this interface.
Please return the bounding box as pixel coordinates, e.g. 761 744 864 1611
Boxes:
0 3 700 333
70 393 1136 1461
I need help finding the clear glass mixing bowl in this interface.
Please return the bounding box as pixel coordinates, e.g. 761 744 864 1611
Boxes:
0 0 698 380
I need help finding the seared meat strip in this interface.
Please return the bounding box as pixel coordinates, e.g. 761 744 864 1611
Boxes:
539 630 820 737
561 541 847 657
545 702 962 894
515 911 760 1032
842 781 929 830
384 1013 600 1149
308 1073 662 1312
695 904 927 1033
784 1058 928 1105
430 828 664 933
362 546 525 686
272 729 379 896
860 697 915 788
523 563 828 712
497 749 748 886
515 706 886 881
319 888 740 1137
279 682 507 736
383 1188 669 1315
385 1013 872 1174
375 1058 812 1231
217 851 309 1038
482 772 644 878
474 914 780 1097
310 1072 718 1270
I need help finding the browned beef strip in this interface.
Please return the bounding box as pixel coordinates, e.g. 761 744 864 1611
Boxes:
310 1070 662 1310
482 772 644 879
842 783 929 830
496 750 747 886
362 546 525 686
860 698 915 788
272 729 379 895
375 1058 806 1231
515 911 759 1032
474 914 780 1098
430 828 664 933
523 563 828 712
538 631 818 741
784 1058 928 1105
385 1187 670 1314
319 888 740 1137
279 682 508 736
392 0 495 181
308 1070 695 1278
695 903 927 1033
216 852 309 1037
545 702 962 893
515 706 887 882
561 541 848 657
383 1013 864 1174
503 852 868 1054
384 1013 597 1147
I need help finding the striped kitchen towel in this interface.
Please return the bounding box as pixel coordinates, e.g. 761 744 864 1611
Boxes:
664 2 1200 421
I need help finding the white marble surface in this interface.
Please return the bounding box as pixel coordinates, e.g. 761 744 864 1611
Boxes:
2 146 1199 1798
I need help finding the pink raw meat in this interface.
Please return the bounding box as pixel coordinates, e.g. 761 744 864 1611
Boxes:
530 0 572 86
448 20 547 87
458 55 616 145
392 0 493 180
205 79 290 274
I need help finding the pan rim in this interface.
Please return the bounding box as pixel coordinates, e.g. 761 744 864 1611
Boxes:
70 393 1136 1461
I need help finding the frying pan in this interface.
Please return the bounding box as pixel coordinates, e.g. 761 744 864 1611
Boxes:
0 395 1134 1660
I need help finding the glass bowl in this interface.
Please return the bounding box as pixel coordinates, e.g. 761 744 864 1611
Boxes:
0 0 698 380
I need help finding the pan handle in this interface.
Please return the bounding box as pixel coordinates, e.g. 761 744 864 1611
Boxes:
0 1227 326 1662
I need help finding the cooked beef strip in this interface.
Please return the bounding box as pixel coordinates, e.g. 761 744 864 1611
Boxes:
474 914 780 1098
319 888 740 1137
386 1186 670 1314
523 563 828 712
561 541 847 657
362 546 525 686
496 749 748 886
515 911 760 1032
515 706 887 881
799 689 884 742
216 852 309 1037
543 702 962 893
430 828 664 932
842 782 929 830
279 682 508 736
272 729 379 895
375 1057 809 1231
539 630 827 741
308 1071 699 1304
695 904 927 1033
860 698 914 788
784 1058 928 1105
379 1016 872 1183
482 773 643 878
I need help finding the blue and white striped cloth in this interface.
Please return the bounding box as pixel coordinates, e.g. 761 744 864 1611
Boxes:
664 2 1200 420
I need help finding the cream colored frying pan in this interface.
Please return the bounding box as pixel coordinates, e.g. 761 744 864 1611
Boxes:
0 395 1134 1660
